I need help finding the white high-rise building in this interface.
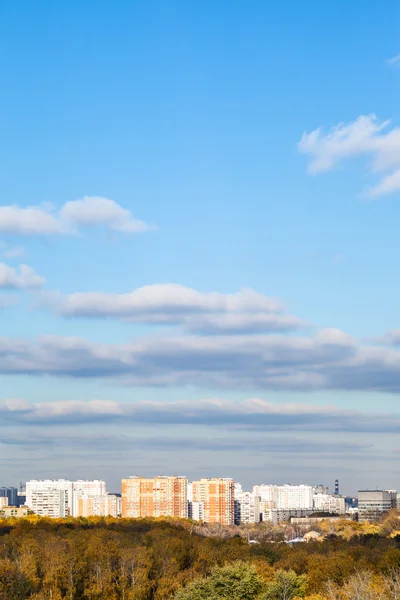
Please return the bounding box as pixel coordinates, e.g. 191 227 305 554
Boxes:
72 480 107 516
313 493 345 514
234 491 260 524
26 480 74 517
252 484 313 511
26 479 108 518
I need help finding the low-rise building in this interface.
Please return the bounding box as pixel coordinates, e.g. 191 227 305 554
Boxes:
0 505 29 518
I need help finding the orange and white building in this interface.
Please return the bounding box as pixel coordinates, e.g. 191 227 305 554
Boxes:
121 476 188 518
76 494 120 518
191 478 235 525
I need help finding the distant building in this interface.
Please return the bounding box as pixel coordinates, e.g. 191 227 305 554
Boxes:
0 487 18 507
26 480 73 517
121 476 188 518
192 478 235 525
267 509 315 524
77 494 119 517
313 493 346 514
385 489 397 509
313 485 329 495
72 480 107 516
0 505 29 518
234 491 260 524
0 497 9 509
253 484 313 511
358 490 393 522
26 479 108 518
188 501 204 521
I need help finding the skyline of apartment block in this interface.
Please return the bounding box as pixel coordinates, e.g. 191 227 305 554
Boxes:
121 476 188 518
192 478 235 525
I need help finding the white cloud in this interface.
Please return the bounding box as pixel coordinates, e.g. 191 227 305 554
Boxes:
0 263 45 289
298 114 400 196
1 327 400 392
0 397 399 437
55 284 283 316
0 197 154 236
49 284 302 334
60 196 153 233
0 205 63 234
3 246 25 259
387 54 400 66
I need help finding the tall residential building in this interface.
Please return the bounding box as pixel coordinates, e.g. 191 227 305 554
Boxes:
26 480 108 518
26 480 74 517
72 480 107 516
313 493 345 514
234 491 260 524
358 490 393 522
313 485 329 495
0 487 18 507
253 484 313 511
77 494 119 518
188 501 204 521
121 476 188 518
192 478 235 525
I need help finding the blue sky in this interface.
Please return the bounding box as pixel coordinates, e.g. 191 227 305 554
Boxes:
1 0 400 494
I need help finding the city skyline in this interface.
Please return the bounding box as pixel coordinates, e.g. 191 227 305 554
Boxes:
1 1 400 494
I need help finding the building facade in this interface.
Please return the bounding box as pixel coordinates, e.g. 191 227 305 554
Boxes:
121 476 188 518
358 490 393 522
313 493 346 514
192 478 234 525
71 480 107 516
234 491 260 524
188 501 204 521
0 505 29 518
253 484 313 511
77 494 119 517
0 487 18 507
26 479 109 518
26 480 74 517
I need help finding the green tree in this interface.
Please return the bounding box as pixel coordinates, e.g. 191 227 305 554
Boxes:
174 561 265 600
260 569 307 600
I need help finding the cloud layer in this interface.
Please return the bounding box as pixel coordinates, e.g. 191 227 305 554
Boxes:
298 114 400 196
1 328 400 392
1 397 398 434
0 197 154 236
0 263 45 289
51 284 302 334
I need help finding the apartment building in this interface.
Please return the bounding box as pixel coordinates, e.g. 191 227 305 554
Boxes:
77 494 119 517
253 484 313 511
188 501 204 521
26 479 109 518
72 480 107 516
121 476 188 518
0 487 18 507
26 480 74 517
0 505 29 518
192 478 235 525
234 491 260 524
313 493 346 514
358 490 394 522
